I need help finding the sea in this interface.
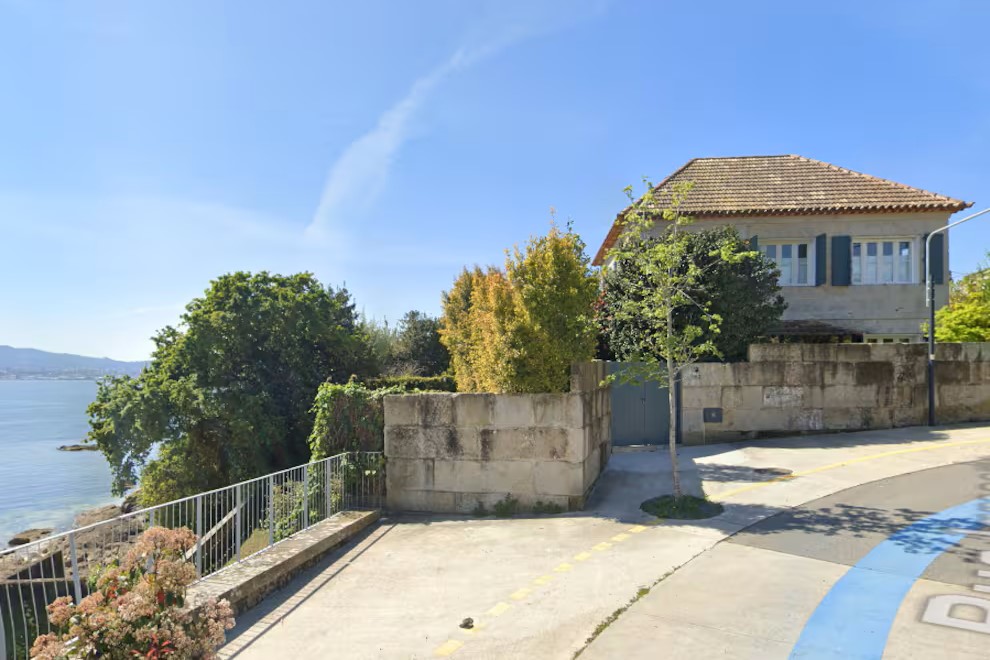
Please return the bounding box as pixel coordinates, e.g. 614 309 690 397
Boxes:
0 380 118 544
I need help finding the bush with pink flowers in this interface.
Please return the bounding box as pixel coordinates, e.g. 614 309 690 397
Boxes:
31 527 234 659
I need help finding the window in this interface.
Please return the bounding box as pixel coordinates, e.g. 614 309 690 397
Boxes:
863 334 916 344
761 241 813 286
851 239 914 284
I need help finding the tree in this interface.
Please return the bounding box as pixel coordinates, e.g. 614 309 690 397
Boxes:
600 225 786 362
87 272 375 504
601 181 767 498
934 261 990 342
392 311 450 376
439 223 599 393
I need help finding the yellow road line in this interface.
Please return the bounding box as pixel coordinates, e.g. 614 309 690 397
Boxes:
553 562 573 573
611 533 631 543
592 542 612 552
487 602 511 617
510 588 531 600
533 574 554 586
627 525 647 533
574 551 592 561
462 623 486 635
435 640 463 656
710 437 990 502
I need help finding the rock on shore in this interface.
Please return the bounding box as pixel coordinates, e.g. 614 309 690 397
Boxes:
8 528 53 547
56 443 99 452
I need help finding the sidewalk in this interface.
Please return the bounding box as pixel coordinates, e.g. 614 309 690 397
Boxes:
220 424 990 659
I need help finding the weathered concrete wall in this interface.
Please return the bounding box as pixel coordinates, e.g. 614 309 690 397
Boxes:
384 362 611 513
635 210 954 338
681 343 990 445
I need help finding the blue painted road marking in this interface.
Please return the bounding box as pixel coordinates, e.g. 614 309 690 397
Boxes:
789 497 987 659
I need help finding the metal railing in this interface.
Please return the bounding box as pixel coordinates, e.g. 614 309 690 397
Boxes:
0 451 384 660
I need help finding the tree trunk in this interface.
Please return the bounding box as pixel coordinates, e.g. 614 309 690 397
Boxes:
666 321 681 499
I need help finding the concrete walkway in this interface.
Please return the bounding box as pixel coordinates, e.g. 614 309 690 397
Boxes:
219 424 990 659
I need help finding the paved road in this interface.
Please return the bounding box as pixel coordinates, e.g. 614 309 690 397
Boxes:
583 459 990 659
218 424 990 659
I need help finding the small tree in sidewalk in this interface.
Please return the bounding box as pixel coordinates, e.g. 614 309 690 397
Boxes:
601 179 755 507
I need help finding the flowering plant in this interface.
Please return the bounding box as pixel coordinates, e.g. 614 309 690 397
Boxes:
31 527 234 659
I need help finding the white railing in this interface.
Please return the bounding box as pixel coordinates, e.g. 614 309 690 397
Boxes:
0 451 384 660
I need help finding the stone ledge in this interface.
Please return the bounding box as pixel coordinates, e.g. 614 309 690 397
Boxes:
186 510 379 616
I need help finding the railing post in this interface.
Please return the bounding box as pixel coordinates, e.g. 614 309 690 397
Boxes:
68 531 83 603
303 465 310 529
235 484 242 562
332 458 333 518
195 495 203 578
149 508 155 529
268 475 275 547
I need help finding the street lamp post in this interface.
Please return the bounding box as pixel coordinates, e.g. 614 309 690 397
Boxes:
925 207 990 426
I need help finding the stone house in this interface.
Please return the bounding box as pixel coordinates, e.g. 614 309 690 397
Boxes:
592 155 972 343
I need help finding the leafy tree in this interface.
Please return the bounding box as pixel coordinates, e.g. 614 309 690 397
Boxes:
87 272 374 504
360 315 399 375
934 261 990 342
601 181 767 497
600 225 785 362
392 311 450 376
505 223 600 392
439 223 598 393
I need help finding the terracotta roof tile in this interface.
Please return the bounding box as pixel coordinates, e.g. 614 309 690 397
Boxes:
593 155 972 265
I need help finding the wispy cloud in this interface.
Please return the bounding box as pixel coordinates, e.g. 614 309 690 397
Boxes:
305 23 549 240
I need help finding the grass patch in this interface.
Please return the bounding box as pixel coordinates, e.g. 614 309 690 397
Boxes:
493 495 519 518
640 494 723 520
532 500 564 515
574 572 673 657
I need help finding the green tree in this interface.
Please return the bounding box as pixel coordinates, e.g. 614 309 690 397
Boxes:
600 225 786 362
439 223 599 393
87 272 374 504
933 262 990 342
392 311 450 376
602 181 765 497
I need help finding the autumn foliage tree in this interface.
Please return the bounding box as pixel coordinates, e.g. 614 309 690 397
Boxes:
440 223 598 393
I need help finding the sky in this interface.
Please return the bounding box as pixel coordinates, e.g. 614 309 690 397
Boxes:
1 0 988 361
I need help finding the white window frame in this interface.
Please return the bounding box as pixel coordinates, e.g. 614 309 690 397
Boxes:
851 237 917 285
863 334 918 344
760 239 815 287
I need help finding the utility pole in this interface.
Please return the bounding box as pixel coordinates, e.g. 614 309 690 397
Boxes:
926 208 990 425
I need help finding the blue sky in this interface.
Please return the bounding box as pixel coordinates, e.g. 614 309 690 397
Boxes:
1 1 988 361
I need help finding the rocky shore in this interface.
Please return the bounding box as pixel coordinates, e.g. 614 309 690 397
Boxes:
56 443 99 451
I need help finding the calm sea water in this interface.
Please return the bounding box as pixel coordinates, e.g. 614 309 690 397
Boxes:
0 380 118 543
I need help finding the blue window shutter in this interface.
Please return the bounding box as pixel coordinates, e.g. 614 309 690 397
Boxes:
831 235 851 286
749 235 758 252
930 233 945 285
815 234 827 285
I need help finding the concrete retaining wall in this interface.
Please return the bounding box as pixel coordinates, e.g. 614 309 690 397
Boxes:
681 343 990 445
384 362 611 513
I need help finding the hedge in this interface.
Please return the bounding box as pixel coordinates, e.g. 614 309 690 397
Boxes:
362 374 457 392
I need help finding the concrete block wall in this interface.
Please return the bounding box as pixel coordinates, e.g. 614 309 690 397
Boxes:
681 343 990 445
384 362 611 514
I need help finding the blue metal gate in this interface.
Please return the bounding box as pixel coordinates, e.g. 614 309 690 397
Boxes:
607 362 670 446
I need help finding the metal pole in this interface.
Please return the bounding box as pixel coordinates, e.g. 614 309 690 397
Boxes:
268 475 275 547
924 208 990 427
195 495 203 578
235 484 242 562
68 532 83 603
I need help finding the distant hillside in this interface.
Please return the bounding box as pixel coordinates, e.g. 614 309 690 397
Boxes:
0 345 148 379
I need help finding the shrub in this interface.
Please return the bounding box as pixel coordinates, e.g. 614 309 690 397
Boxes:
309 381 401 460
363 374 456 392
440 223 598 393
31 527 234 660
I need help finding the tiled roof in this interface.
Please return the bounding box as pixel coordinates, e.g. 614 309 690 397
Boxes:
593 155 971 265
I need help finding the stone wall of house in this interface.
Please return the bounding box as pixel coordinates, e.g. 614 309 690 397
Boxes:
681 343 990 445
637 210 953 338
383 362 611 513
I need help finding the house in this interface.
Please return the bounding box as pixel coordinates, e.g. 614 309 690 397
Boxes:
593 155 972 343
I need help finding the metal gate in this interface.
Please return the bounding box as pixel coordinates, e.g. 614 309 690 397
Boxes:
607 362 670 446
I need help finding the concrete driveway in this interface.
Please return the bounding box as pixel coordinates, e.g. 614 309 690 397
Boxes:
219 424 990 659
